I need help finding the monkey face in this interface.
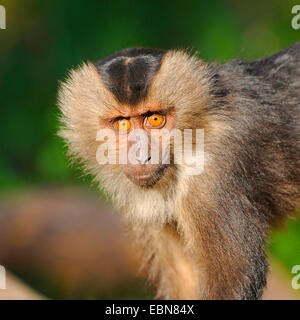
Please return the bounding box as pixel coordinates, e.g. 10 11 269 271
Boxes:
98 104 176 187
58 48 211 191
58 47 219 223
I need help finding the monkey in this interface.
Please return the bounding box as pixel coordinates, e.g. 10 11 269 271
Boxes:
57 43 300 300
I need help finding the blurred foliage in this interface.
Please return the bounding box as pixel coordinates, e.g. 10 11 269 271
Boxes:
269 210 300 271
0 0 299 298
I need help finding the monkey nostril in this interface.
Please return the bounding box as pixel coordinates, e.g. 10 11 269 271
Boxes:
136 155 151 165
144 156 151 164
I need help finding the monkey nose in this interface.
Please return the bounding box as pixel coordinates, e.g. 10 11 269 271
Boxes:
135 147 151 164
137 156 151 165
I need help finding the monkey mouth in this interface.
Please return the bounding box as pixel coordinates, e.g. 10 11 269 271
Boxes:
126 165 168 187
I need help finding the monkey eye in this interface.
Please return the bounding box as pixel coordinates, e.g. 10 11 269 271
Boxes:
113 118 131 132
144 113 165 129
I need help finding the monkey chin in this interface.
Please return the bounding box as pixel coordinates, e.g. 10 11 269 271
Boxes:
126 165 168 187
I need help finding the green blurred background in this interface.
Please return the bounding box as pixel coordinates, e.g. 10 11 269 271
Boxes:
0 0 299 299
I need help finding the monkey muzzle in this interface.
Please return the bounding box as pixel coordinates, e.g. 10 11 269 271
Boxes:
124 163 168 187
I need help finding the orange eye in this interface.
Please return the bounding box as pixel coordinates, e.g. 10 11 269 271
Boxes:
114 118 131 132
146 114 165 128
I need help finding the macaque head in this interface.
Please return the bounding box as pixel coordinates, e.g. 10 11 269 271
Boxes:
58 47 211 196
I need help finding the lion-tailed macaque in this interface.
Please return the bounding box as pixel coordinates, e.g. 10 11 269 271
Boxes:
58 43 300 299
